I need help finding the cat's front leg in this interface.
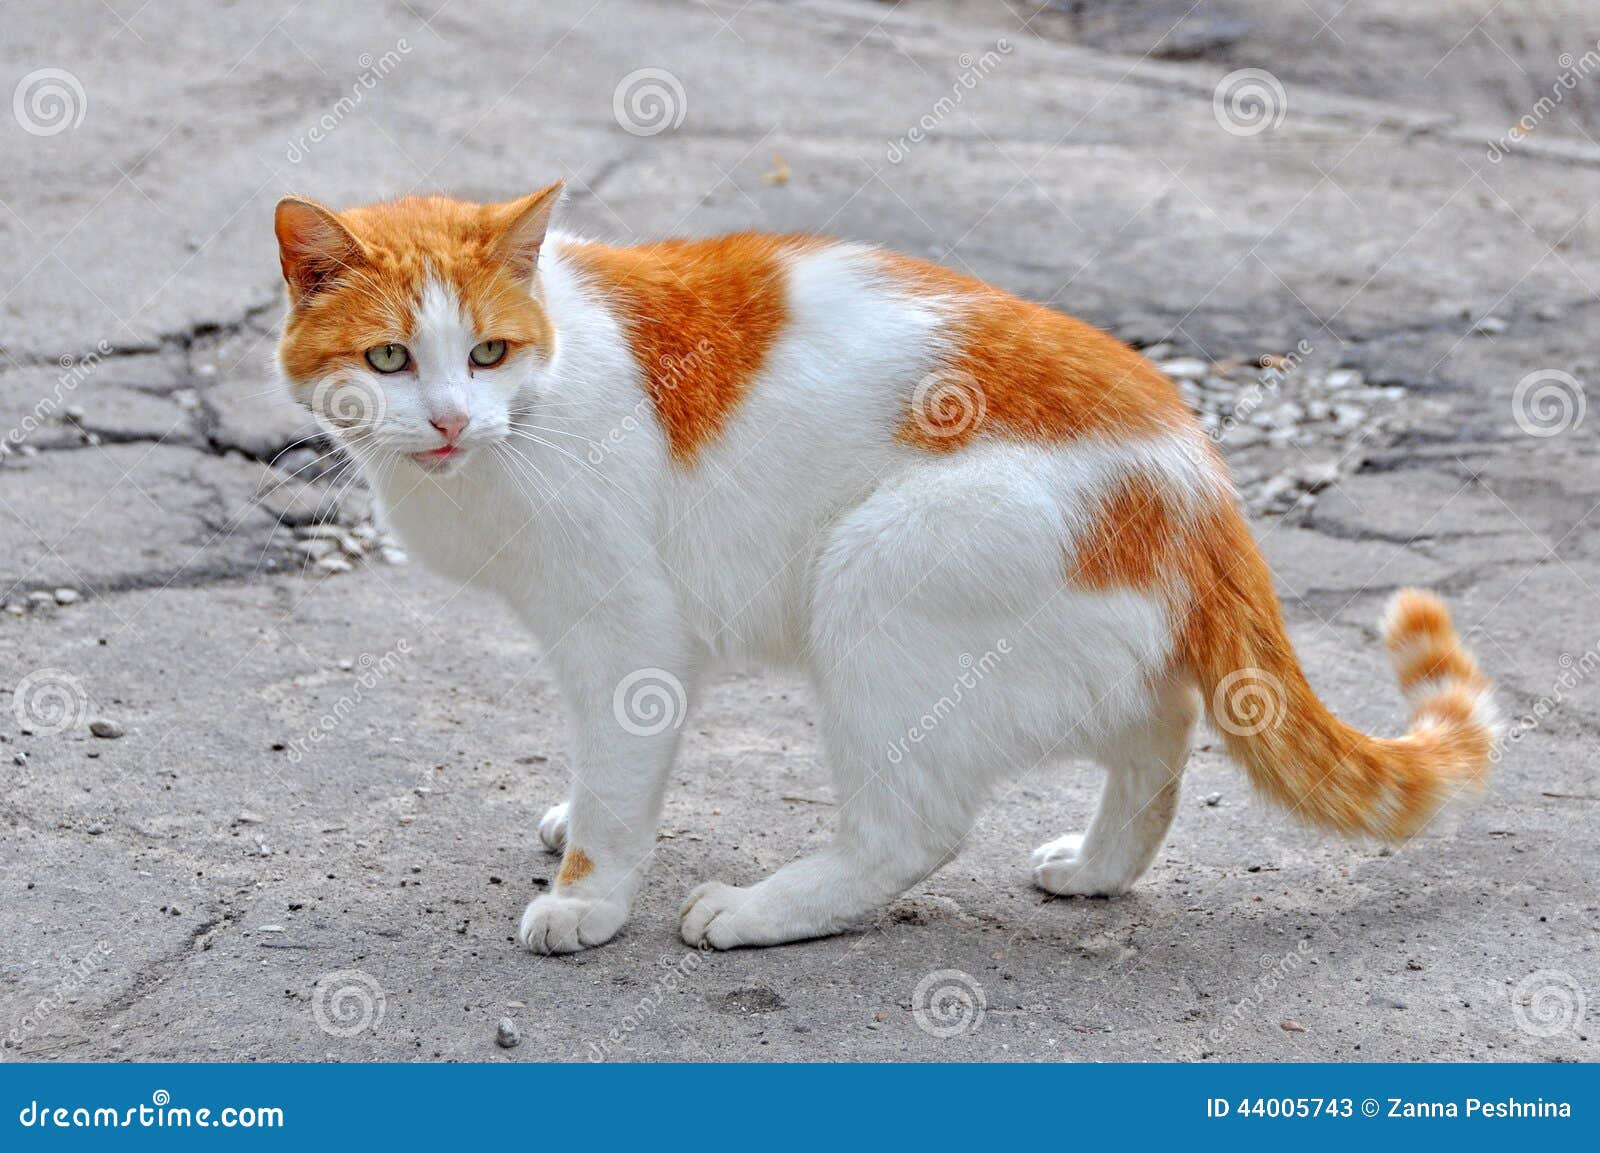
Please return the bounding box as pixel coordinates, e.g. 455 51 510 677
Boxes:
518 631 697 955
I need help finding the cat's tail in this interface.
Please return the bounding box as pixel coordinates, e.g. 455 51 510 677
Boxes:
1179 508 1498 841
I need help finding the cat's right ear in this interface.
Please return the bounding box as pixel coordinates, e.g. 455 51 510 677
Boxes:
274 197 367 306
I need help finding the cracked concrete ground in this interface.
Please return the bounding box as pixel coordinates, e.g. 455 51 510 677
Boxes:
1 0 1597 1062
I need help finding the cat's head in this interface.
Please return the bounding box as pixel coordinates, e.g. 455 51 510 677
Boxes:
273 184 563 475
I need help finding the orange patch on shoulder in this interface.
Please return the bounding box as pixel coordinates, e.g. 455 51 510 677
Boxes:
565 234 804 465
557 847 594 887
877 253 1189 452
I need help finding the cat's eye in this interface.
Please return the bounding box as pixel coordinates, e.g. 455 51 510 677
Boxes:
470 339 507 368
365 343 410 373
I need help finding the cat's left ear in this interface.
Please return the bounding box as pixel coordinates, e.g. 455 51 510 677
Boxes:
491 182 564 280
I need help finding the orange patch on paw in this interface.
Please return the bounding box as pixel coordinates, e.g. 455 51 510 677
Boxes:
565 234 804 465
557 848 594 886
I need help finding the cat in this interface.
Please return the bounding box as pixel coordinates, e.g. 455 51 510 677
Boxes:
273 184 1498 953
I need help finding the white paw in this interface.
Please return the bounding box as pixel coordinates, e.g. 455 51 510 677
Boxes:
538 801 569 854
1031 833 1127 897
517 892 625 954
679 881 753 950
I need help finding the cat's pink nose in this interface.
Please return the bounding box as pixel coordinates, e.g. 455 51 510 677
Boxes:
430 413 469 443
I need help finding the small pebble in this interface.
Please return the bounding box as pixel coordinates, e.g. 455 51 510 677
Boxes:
53 588 80 605
1158 358 1209 381
314 556 353 574
1203 792 1222 807
89 719 125 739
495 1017 520 1048
1280 1019 1306 1033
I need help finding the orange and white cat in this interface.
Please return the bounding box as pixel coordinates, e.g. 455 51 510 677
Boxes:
273 185 1498 954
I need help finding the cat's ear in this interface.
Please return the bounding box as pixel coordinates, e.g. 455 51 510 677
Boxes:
274 197 368 306
491 182 564 280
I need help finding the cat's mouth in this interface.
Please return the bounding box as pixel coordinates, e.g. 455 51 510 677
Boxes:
409 444 467 473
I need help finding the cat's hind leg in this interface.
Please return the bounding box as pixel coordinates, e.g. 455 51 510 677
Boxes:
1033 678 1197 896
681 451 1104 949
538 800 569 853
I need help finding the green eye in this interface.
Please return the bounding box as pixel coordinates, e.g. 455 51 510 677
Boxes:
470 339 507 368
365 344 410 373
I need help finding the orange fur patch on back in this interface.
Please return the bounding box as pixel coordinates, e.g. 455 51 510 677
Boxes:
1069 475 1188 593
557 847 594 887
876 254 1190 452
565 235 805 465
278 194 556 385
